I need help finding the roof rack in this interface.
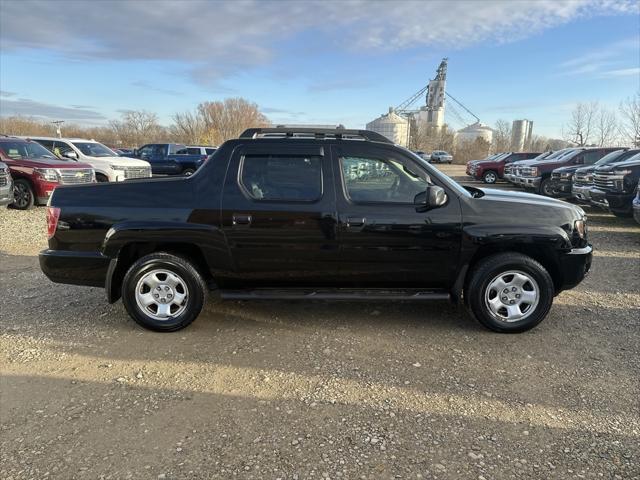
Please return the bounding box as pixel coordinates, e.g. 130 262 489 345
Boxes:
239 127 393 144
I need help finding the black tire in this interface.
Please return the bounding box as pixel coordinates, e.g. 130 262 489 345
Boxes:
122 252 207 332
482 170 498 184
96 173 109 183
12 179 35 210
182 169 195 176
465 252 554 333
539 178 553 196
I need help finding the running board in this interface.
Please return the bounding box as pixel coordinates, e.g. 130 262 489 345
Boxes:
219 288 450 301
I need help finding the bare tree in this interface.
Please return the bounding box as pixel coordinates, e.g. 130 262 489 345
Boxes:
454 137 491 164
170 110 205 145
492 119 511 153
197 98 270 145
110 110 163 147
593 107 619 147
619 92 640 147
563 102 598 146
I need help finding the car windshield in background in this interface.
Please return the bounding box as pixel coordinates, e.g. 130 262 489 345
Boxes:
72 142 116 157
0 141 57 159
546 148 577 160
594 149 626 165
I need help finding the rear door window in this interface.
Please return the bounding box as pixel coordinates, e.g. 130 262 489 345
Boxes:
240 154 323 202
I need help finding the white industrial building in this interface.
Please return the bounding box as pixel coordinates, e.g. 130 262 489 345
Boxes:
455 122 494 145
511 119 534 151
366 107 409 146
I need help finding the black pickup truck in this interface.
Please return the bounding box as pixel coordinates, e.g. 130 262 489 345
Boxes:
40 128 592 333
590 154 640 217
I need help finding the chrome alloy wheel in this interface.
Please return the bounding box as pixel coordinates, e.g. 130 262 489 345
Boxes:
135 269 189 321
484 270 539 322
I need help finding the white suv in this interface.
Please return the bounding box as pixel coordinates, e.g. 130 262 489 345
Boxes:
24 137 152 182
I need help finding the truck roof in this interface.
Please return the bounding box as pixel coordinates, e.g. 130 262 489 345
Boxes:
239 127 394 144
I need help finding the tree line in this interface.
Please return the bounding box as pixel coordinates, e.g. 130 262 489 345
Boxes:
0 98 270 148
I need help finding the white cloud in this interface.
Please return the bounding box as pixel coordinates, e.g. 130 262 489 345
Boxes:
0 97 106 122
1 0 637 84
599 67 640 78
558 37 639 77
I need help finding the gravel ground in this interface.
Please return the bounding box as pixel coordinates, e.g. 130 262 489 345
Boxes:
1 165 639 479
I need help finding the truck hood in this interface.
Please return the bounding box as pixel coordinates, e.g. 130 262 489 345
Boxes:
8 157 93 169
553 165 582 174
84 156 150 167
478 187 585 216
595 159 640 173
473 159 502 167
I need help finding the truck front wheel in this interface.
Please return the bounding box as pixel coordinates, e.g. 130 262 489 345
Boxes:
482 171 498 184
122 252 207 332
466 252 554 333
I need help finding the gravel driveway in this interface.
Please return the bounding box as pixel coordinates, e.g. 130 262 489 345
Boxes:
1 166 639 479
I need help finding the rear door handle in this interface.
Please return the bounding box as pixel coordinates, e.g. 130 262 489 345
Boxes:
232 214 252 226
346 217 366 228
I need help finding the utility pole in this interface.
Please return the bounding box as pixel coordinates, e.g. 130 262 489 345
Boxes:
51 120 64 138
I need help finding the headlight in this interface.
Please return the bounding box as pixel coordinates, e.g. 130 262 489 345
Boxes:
109 165 128 171
560 172 573 179
34 168 59 182
574 219 586 238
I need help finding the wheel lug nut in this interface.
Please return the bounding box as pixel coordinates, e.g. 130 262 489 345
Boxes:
502 297 507 301
503 289 509 294
512 287 517 292
516 294 521 298
154 294 159 298
510 300 515 304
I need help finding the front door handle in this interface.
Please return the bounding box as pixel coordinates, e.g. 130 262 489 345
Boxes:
232 214 252 226
346 217 366 228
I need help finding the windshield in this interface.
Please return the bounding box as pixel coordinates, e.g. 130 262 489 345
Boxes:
0 141 57 160
72 142 116 157
594 150 638 166
546 148 577 160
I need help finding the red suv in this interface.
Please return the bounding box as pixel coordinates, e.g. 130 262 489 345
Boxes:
0 137 95 210
467 152 541 184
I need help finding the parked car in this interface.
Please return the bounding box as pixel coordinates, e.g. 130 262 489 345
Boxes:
113 148 135 157
40 127 592 334
633 179 640 225
467 152 541 184
590 154 640 217
25 136 151 182
0 161 13 207
0 137 94 209
131 143 209 176
548 148 628 199
512 147 619 196
572 149 639 203
413 151 431 161
504 151 553 183
466 153 504 176
430 150 453 164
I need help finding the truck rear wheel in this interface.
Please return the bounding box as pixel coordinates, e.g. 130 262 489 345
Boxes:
465 252 554 333
122 252 207 332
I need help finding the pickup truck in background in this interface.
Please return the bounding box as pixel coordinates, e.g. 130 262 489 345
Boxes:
40 127 592 334
467 151 541 184
570 149 638 203
512 147 619 196
132 143 213 176
590 154 640 217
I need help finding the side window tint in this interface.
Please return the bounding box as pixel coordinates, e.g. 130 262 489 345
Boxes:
340 155 429 204
583 151 600 164
241 154 322 202
186 148 200 155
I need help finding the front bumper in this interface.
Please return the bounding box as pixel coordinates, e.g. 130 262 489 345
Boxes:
572 184 593 202
514 175 541 188
548 179 572 197
589 188 608 209
558 245 593 292
39 249 111 288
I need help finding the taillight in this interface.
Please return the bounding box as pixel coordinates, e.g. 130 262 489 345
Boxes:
46 207 61 239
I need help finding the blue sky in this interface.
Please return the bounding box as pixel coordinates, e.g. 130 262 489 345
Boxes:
0 0 638 137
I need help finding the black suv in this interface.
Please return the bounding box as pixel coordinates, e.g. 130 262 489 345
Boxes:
39 128 592 333
591 153 640 217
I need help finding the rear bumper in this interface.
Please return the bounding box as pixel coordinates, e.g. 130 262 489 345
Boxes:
558 245 593 292
39 249 110 288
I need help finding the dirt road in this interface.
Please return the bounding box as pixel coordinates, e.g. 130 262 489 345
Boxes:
1 166 639 479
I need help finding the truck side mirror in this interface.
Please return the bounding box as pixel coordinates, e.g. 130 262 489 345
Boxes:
415 185 447 212
63 151 78 160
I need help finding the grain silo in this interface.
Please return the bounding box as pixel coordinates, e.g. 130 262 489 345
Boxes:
511 120 534 151
455 122 494 145
366 107 409 146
